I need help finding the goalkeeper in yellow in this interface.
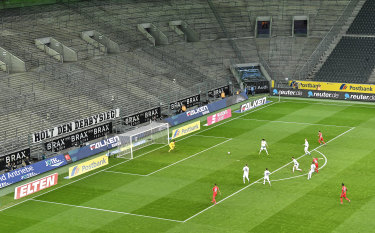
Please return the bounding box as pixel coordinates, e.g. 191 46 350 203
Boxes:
168 140 176 152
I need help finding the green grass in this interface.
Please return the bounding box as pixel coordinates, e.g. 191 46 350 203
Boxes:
1 97 375 232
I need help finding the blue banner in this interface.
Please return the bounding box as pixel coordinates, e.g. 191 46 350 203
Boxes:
165 99 227 126
0 154 68 188
165 92 248 126
68 136 120 162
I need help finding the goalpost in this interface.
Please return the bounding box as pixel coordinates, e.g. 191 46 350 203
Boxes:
109 122 170 159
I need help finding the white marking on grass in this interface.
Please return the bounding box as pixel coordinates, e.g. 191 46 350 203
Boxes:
277 98 375 108
0 119 235 212
30 199 184 223
0 144 169 213
270 149 328 182
104 170 147 176
183 127 354 222
0 103 276 213
177 101 277 141
192 135 232 140
239 118 352 128
146 138 233 176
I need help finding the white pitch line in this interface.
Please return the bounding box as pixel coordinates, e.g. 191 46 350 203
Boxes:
0 144 169 213
192 135 232 140
239 118 353 128
104 170 147 176
30 199 183 223
147 138 233 176
270 149 328 182
175 101 277 142
278 98 375 108
0 101 277 213
183 127 354 222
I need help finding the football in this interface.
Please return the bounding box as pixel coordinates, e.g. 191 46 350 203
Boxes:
228 152 231 155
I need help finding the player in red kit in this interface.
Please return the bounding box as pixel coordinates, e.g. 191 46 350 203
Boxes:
340 183 351 204
211 184 221 205
313 157 323 173
318 131 326 145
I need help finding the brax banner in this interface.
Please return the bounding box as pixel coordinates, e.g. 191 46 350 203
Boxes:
123 107 161 126
0 148 31 170
0 154 67 188
32 109 120 143
272 88 375 102
170 95 200 110
165 98 227 126
208 85 230 97
44 123 112 152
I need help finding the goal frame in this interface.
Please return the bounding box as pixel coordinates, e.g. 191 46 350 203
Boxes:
114 122 170 159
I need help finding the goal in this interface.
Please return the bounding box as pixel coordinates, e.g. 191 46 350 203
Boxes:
109 122 170 159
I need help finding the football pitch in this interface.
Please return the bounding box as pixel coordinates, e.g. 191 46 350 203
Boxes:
1 96 375 233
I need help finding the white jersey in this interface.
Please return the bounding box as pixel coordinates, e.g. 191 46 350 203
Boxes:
264 170 270 178
261 140 267 147
310 164 316 172
293 159 299 166
243 166 249 174
305 140 309 148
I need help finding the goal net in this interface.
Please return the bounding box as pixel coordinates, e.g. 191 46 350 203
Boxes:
109 122 169 159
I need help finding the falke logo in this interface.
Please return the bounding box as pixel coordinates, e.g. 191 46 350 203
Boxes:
186 106 209 117
89 136 120 150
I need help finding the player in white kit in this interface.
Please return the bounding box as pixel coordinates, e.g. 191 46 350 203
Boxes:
243 164 250 184
304 138 311 155
263 168 271 186
259 139 269 155
307 162 316 180
292 157 302 173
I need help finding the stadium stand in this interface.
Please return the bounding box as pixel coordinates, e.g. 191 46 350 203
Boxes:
310 0 375 83
314 36 375 83
347 0 375 35
0 0 361 162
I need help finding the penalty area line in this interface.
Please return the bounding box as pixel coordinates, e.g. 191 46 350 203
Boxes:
147 138 233 176
30 199 184 223
103 170 148 176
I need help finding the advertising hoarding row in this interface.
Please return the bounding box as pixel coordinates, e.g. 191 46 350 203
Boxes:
206 109 232 126
68 155 108 179
289 80 375 94
171 121 200 139
272 88 375 102
240 97 268 113
0 154 67 188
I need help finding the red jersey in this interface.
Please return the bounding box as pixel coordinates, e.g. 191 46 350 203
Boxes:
212 186 219 194
313 158 318 164
319 132 323 139
342 186 347 194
